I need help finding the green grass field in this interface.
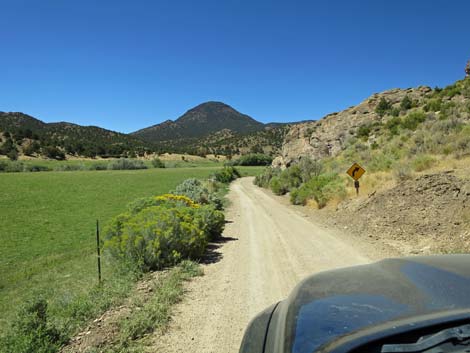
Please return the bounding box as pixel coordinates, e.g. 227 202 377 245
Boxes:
11 157 223 170
0 166 263 328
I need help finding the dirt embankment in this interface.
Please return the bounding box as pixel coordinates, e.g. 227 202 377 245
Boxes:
327 171 470 255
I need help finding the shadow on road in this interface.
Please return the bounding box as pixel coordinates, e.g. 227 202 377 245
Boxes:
200 236 238 265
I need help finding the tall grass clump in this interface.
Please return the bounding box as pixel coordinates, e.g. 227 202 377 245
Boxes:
411 154 436 172
87 162 109 171
0 297 66 353
118 261 202 344
0 160 25 172
0 266 140 353
393 162 413 182
151 157 166 168
108 158 147 170
54 164 86 172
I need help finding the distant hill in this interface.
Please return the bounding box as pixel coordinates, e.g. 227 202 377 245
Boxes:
0 112 153 159
132 101 304 156
153 124 292 157
0 102 306 160
132 102 264 142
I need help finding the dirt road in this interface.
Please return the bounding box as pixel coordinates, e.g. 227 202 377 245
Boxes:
151 177 378 353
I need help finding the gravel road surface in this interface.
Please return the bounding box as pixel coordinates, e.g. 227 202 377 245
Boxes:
151 177 376 353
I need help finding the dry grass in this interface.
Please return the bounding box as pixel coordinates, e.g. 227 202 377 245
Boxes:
344 171 396 199
425 154 470 176
305 199 320 209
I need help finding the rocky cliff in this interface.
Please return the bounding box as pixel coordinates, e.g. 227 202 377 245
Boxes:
273 86 433 167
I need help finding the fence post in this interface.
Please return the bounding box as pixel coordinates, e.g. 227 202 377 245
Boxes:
96 220 102 284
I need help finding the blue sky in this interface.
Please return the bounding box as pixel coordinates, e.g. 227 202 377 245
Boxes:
1 0 469 133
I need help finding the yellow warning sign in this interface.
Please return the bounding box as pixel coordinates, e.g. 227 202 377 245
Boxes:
347 163 366 180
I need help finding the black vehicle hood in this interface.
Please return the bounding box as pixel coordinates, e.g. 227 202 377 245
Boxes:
277 255 470 353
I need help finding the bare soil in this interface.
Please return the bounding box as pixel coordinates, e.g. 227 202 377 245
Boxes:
325 171 470 255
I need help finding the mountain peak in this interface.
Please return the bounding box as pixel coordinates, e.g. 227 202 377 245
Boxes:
132 101 263 142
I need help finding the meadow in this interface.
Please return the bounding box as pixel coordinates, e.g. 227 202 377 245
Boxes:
0 166 263 328
2 156 223 171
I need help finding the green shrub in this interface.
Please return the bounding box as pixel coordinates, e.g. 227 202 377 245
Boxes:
127 194 199 214
23 141 41 156
254 167 279 187
402 111 427 130
42 146 66 160
411 155 436 172
390 107 400 117
424 98 442 112
151 157 166 168
88 163 109 171
192 204 225 241
279 165 302 190
375 97 392 116
0 298 66 353
269 176 288 195
104 206 207 271
173 178 208 202
443 85 461 98
1 161 25 173
173 178 223 210
212 166 240 183
105 194 225 271
356 124 372 139
24 164 51 172
400 95 413 111
298 157 323 181
108 158 147 170
290 173 345 208
385 116 402 135
230 153 273 166
7 149 19 161
54 164 86 172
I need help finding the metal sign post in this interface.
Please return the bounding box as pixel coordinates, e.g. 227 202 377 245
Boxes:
96 220 102 284
347 163 366 196
354 180 360 195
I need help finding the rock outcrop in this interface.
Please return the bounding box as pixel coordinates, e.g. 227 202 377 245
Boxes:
276 86 432 167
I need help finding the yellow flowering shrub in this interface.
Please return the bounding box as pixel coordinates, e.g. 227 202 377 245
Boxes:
126 193 199 215
104 193 225 272
154 194 199 208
